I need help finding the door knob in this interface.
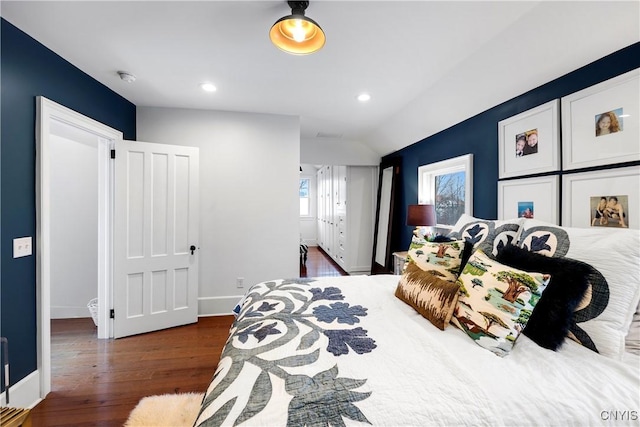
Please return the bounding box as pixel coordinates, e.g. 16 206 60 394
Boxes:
190 245 196 255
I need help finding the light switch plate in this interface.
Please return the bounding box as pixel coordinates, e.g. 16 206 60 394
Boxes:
13 236 33 258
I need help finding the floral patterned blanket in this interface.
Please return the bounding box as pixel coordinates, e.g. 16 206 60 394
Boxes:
194 277 378 427
193 275 640 427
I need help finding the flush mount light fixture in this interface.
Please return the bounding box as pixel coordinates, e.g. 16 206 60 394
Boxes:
200 82 217 93
357 93 371 102
269 1 325 55
117 71 136 83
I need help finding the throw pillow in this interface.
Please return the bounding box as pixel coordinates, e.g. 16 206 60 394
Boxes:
451 250 550 357
448 214 524 259
517 219 640 360
626 303 640 355
495 244 591 351
395 264 460 330
406 237 467 281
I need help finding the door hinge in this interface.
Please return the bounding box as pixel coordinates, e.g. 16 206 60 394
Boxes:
110 309 115 319
110 149 116 159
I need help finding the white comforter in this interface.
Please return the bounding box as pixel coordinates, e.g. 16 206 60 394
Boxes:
195 275 640 427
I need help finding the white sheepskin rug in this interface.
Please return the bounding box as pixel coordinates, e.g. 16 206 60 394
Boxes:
124 392 204 427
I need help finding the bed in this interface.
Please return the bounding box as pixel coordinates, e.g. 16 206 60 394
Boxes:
194 216 640 427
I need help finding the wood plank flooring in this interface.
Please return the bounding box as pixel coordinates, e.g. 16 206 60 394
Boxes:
30 316 234 427
300 246 348 278
28 246 345 426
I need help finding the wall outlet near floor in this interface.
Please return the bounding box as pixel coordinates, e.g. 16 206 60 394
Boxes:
13 236 33 258
236 277 244 288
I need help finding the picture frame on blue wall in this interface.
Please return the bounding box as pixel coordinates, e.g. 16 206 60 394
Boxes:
562 166 640 230
498 99 560 179
497 175 559 224
561 68 640 170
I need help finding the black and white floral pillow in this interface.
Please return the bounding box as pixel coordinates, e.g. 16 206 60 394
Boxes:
517 219 640 360
448 214 523 259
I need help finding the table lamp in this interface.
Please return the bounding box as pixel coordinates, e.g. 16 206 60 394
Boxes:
407 204 437 239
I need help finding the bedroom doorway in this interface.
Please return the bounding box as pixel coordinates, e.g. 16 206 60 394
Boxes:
36 97 200 400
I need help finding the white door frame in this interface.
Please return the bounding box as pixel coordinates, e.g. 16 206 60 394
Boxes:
36 97 122 397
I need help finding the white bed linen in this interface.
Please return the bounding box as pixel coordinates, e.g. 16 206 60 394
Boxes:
197 274 640 427
358 275 640 426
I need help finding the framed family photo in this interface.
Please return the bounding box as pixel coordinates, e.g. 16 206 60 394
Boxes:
498 99 560 179
497 175 559 224
562 166 640 230
561 68 640 170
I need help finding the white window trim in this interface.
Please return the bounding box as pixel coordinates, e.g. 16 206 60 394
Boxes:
299 176 312 218
418 154 473 229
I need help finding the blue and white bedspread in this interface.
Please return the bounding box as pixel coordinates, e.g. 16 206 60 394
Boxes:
194 275 640 427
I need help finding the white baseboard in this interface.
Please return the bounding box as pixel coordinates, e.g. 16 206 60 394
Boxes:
0 370 42 409
51 305 92 319
198 296 243 316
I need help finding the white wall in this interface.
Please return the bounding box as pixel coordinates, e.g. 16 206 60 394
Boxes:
364 1 640 156
301 137 380 165
299 164 318 246
137 107 300 315
49 123 99 318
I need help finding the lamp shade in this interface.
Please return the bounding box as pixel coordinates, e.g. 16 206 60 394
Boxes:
269 1 325 55
407 204 436 227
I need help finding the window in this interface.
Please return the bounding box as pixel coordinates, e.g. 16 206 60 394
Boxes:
418 154 473 228
299 178 310 216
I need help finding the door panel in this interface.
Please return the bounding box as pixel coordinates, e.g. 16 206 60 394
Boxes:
113 140 199 338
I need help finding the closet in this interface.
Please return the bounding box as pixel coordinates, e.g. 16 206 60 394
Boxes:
316 165 377 274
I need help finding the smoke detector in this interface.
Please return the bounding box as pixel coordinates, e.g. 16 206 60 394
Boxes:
117 71 136 83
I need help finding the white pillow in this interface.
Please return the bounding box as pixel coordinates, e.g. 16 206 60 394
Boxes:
518 218 640 360
626 303 640 355
448 214 524 258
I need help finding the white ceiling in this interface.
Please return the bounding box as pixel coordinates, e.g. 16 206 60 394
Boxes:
2 1 638 156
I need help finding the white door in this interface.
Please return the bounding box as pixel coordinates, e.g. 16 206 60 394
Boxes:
113 140 199 338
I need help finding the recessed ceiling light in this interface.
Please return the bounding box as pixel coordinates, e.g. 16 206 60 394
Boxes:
200 82 217 93
357 93 371 102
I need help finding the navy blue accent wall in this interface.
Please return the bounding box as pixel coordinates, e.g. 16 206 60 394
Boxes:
1 18 136 389
383 42 640 254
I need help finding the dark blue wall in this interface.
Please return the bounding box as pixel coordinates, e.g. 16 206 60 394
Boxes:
383 42 640 254
1 18 136 388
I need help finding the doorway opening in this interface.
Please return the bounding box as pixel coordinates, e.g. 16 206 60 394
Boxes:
36 97 122 398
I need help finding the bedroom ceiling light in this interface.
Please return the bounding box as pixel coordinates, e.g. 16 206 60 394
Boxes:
269 1 325 55
357 93 371 102
200 82 217 93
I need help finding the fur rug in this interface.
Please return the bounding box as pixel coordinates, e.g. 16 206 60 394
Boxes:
124 392 204 427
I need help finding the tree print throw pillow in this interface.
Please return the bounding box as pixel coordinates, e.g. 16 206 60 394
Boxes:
451 250 550 356
406 237 467 281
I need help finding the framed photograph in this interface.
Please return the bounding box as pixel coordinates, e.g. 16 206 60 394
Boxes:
562 166 640 229
498 99 560 179
497 175 559 224
561 68 639 170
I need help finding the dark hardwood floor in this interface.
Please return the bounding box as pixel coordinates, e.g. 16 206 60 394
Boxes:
30 316 234 427
300 245 348 278
28 246 344 426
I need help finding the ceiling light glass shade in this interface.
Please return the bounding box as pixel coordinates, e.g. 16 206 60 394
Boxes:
270 2 325 55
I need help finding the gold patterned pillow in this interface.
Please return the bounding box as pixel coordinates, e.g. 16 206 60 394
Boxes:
395 263 460 330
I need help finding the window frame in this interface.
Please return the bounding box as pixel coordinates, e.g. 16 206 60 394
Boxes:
299 177 311 217
417 154 473 229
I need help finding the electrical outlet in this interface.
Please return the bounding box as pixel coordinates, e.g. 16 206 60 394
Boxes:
236 277 244 288
13 237 33 258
